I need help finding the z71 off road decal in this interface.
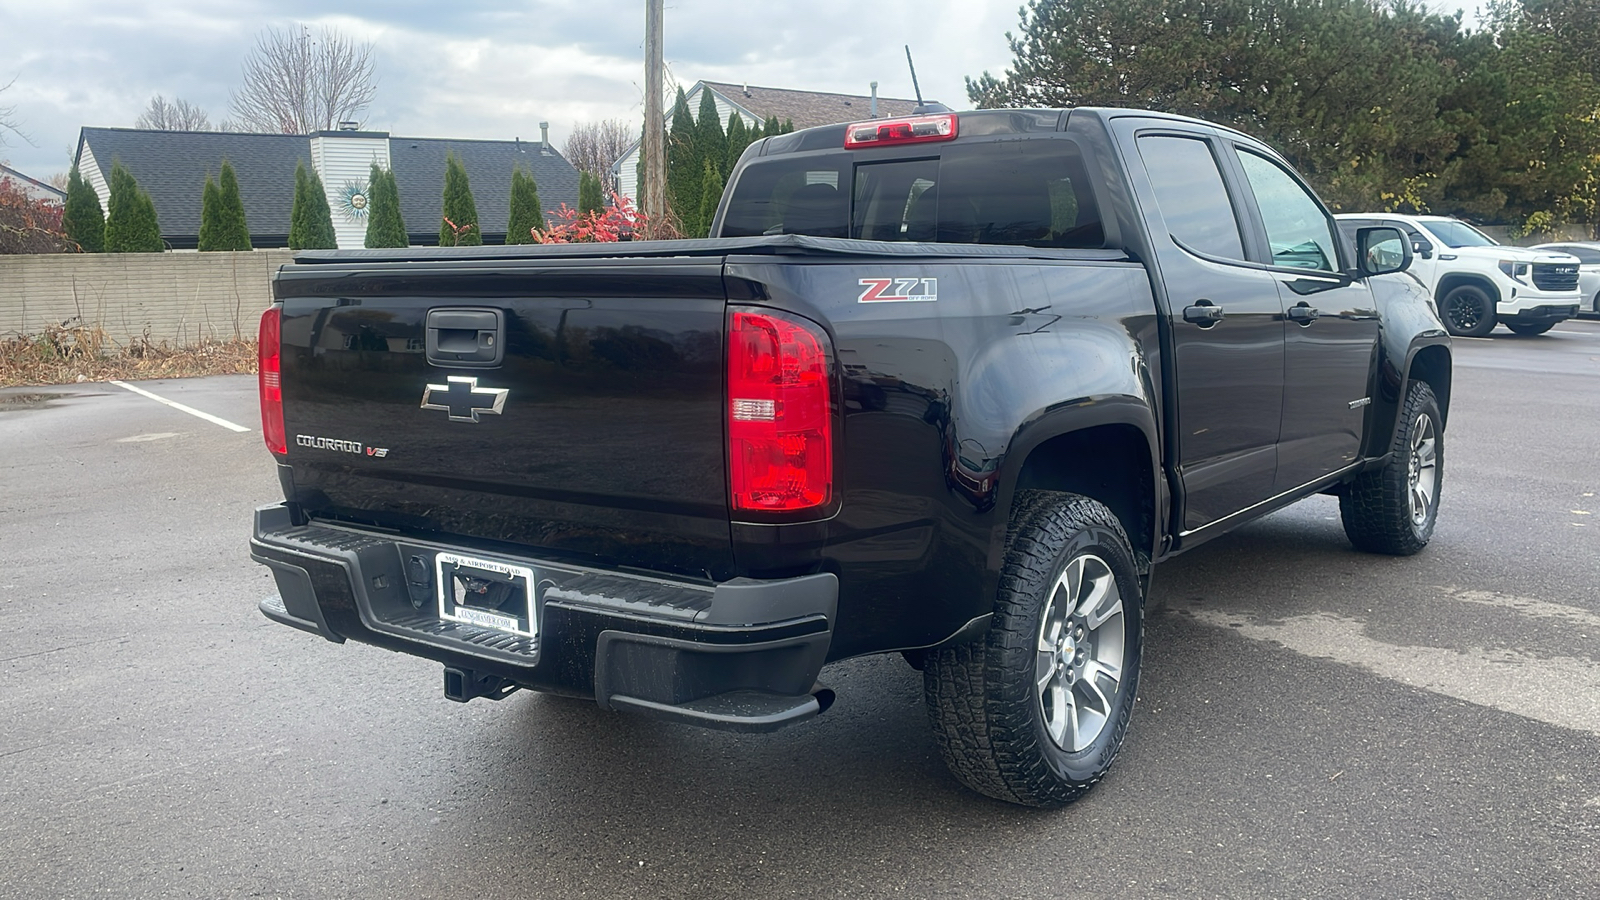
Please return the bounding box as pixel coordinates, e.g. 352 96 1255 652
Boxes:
858 277 938 303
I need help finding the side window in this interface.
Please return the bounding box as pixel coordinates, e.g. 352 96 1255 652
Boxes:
1135 135 1247 261
1234 149 1340 272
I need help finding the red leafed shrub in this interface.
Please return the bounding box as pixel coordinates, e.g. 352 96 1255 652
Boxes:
532 192 648 244
0 171 71 254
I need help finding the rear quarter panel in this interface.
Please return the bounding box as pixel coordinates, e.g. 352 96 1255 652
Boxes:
725 256 1159 659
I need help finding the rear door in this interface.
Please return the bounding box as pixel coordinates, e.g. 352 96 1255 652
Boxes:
274 256 733 579
1115 120 1287 532
1225 144 1381 492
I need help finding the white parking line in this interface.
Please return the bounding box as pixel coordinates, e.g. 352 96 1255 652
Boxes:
108 380 251 433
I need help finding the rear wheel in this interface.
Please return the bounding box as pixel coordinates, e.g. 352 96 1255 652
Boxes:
924 491 1143 807
1505 321 1554 336
1440 285 1496 337
1340 380 1443 555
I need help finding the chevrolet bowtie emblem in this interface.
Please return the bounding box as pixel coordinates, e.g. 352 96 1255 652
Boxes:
420 376 508 423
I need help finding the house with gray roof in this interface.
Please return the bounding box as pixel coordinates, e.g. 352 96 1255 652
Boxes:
73 125 579 249
1 164 68 205
613 80 922 202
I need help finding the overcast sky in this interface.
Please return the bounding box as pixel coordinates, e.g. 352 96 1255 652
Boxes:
0 0 1026 179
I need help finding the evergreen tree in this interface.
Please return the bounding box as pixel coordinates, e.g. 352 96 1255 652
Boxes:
694 158 724 240
780 119 794 134
438 151 482 246
200 160 252 251
505 167 543 244
364 163 409 248
578 170 604 215
666 87 700 234
198 175 223 250
304 166 336 249
695 89 726 178
289 161 337 250
62 166 105 252
104 161 163 252
725 112 750 174
763 116 781 137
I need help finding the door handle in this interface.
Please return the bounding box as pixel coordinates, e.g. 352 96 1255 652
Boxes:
1286 303 1320 325
1183 301 1225 327
426 307 505 367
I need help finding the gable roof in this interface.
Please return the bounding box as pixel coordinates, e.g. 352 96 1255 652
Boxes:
697 81 922 130
387 136 579 241
1 164 68 203
75 128 580 246
77 127 308 242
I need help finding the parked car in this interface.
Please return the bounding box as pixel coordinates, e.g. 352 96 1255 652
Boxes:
252 107 1449 808
1530 241 1600 317
1335 213 1581 336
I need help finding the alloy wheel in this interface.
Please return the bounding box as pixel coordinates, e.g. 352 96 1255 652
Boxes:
1035 553 1125 752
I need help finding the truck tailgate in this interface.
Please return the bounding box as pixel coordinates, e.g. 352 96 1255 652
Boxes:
272 256 731 580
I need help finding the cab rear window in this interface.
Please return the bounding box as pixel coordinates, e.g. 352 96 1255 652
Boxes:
720 139 1105 249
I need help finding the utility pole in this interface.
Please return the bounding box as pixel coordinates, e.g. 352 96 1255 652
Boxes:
642 0 666 238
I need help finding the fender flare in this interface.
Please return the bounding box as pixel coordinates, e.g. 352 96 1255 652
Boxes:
988 396 1164 570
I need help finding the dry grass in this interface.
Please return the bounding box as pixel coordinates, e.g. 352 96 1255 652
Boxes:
0 321 257 388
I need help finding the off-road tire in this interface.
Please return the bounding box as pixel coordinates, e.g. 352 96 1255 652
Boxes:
1340 380 1443 555
1440 284 1497 337
923 491 1143 808
1505 321 1554 336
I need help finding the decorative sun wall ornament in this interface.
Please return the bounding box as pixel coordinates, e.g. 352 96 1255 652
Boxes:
338 181 371 221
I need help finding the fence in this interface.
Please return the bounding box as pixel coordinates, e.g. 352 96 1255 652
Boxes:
0 250 294 346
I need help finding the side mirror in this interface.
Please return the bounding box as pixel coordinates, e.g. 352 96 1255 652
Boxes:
1411 238 1434 260
1359 226 1413 277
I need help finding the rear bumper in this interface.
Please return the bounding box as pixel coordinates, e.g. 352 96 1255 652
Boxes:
250 504 836 732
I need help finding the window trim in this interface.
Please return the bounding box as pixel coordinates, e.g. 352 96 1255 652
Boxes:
1131 129 1256 268
1225 142 1351 276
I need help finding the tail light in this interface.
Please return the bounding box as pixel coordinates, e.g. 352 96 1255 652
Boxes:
258 306 286 456
844 113 958 149
727 309 834 513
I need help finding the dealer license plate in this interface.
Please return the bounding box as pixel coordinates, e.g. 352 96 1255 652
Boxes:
435 552 537 639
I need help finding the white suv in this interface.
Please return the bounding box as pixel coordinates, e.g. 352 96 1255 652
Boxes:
1335 214 1581 336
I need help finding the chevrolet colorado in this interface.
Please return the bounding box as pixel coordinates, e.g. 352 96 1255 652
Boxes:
251 107 1451 807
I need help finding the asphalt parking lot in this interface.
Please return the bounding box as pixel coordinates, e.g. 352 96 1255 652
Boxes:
2 321 1597 899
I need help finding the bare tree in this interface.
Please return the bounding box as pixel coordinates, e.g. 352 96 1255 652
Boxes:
1 75 30 147
229 25 377 134
135 95 214 131
563 119 634 194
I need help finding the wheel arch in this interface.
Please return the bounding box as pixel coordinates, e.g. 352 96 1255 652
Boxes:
994 404 1162 575
1405 343 1452 428
1435 273 1500 305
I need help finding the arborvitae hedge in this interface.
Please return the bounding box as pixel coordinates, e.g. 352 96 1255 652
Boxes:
198 176 221 249
695 158 724 240
104 162 163 252
289 162 337 250
695 89 725 179
62 166 105 253
725 113 750 174
578 170 603 216
199 160 252 251
439 152 482 246
506 167 543 244
666 87 699 235
364 164 408 248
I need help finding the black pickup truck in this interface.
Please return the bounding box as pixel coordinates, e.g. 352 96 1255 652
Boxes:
250 107 1450 807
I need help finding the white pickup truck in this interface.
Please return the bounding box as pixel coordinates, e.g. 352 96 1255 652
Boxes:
1336 213 1581 336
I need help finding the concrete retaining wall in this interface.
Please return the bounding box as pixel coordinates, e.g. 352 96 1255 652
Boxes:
0 250 293 346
